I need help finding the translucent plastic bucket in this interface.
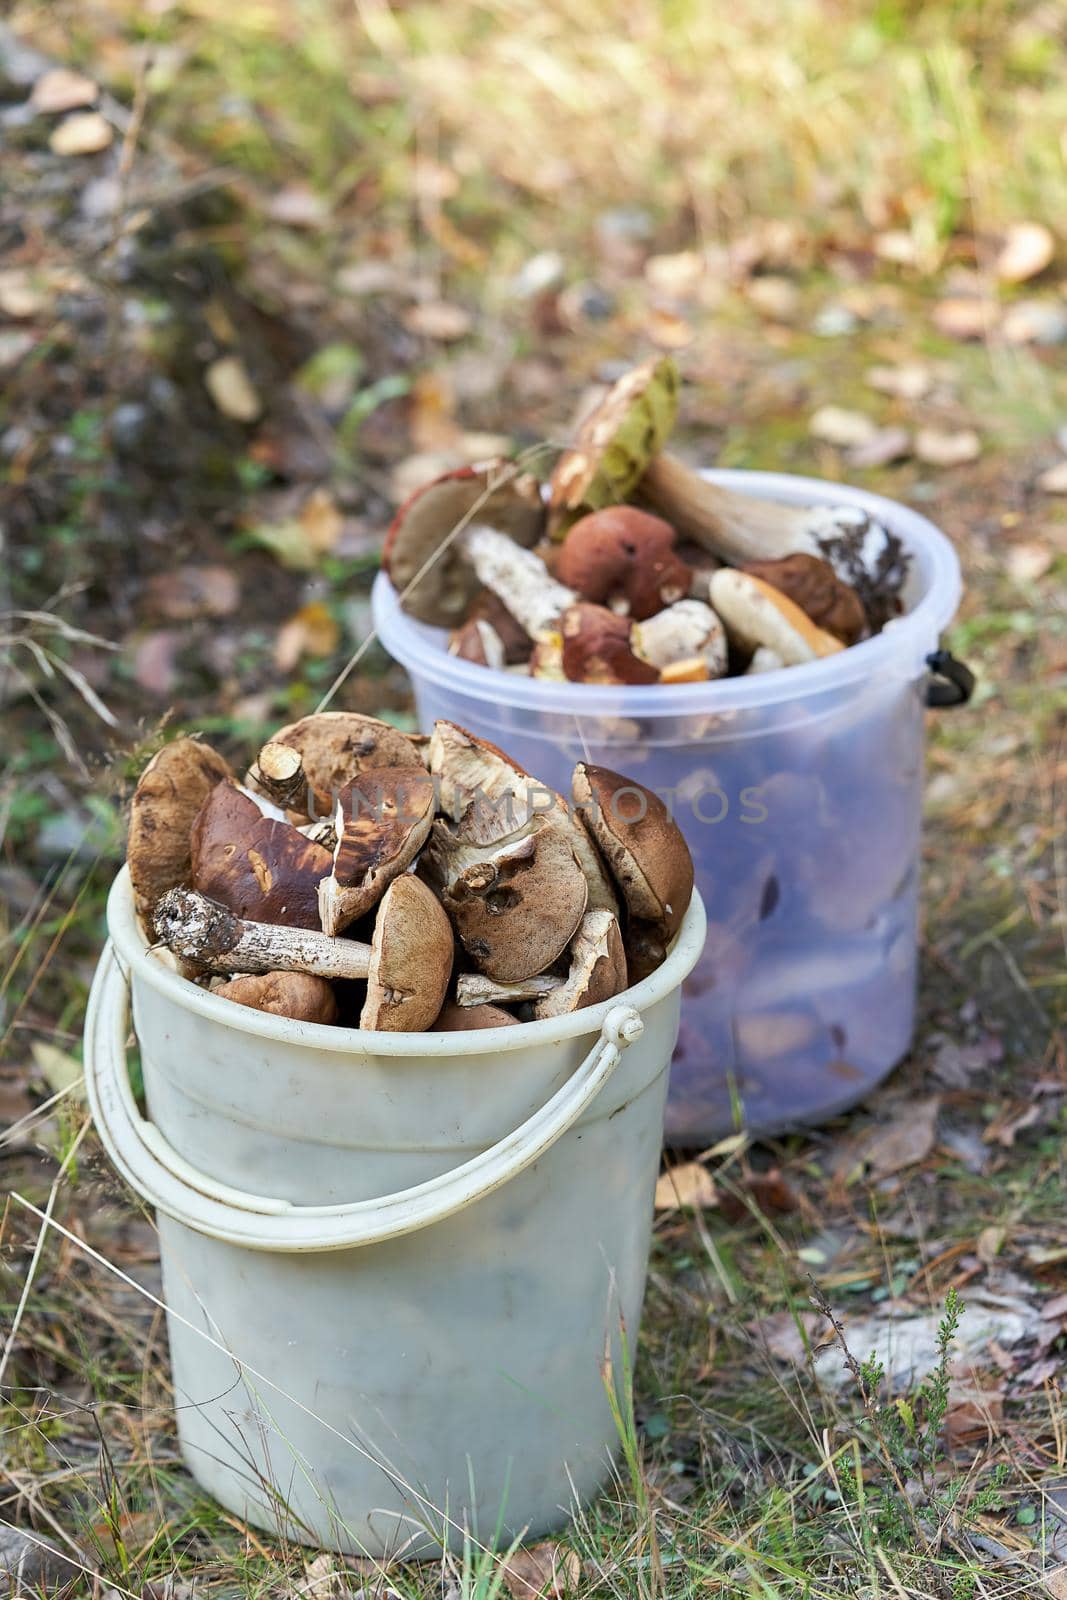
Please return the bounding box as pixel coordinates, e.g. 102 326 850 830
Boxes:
371 470 964 1145
85 867 706 1556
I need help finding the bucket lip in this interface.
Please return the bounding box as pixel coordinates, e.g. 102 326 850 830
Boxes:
371 468 962 715
108 866 707 1057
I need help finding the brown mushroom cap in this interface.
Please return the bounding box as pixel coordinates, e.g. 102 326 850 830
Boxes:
561 603 659 685
548 357 679 534
421 822 588 982
382 461 546 626
432 999 520 1031
533 910 628 1019
467 589 533 665
554 506 691 620
572 764 694 948
127 737 234 925
212 971 339 1025
271 712 425 820
191 782 332 929
360 874 454 1032
741 553 866 645
319 766 436 935
448 616 506 670
708 569 844 665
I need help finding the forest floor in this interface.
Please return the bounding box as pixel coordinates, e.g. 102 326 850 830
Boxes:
1 4 1066 1596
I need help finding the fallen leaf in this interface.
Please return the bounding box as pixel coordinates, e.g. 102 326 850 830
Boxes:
996 221 1055 285
267 184 328 229
0 1525 85 1593
1006 541 1054 582
336 260 412 297
0 271 46 320
644 250 704 299
30 68 98 114
809 406 877 448
944 1379 1004 1446
274 601 339 671
852 1094 941 1179
1001 299 1067 346
0 329 36 368
655 1161 717 1211
501 1541 581 1599
873 229 919 266
746 275 800 322
914 427 981 467
1043 1566 1067 1599
865 362 933 400
752 1309 822 1365
986 1102 1042 1148
205 355 261 422
300 488 344 555
143 564 240 621
644 306 694 349
131 629 180 697
933 297 997 340
1038 460 1067 494
30 1041 84 1100
403 301 472 341
49 111 113 155
977 1224 1006 1264
848 426 911 469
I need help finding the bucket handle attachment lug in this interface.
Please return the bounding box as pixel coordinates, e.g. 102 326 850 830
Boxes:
84 941 646 1255
925 648 975 709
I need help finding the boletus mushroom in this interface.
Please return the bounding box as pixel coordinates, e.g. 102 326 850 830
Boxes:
270 712 425 820
549 356 680 534
318 765 436 935
382 460 546 626
560 603 659 686
553 506 691 620
190 782 332 929
455 909 627 1018
127 736 234 926
631 599 728 680
154 877 453 1032
708 569 844 668
212 971 339 1025
572 763 694 983
432 1000 519 1030
740 553 866 646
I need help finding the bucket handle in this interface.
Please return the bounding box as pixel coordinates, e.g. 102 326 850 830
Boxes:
84 941 645 1255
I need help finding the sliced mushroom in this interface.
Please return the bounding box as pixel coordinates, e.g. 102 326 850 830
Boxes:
708 569 844 667
572 764 694 981
455 910 627 1018
560 603 659 685
318 766 436 935
360 874 454 1032
127 736 234 926
248 741 306 809
191 782 333 929
741 553 866 645
212 971 339 1025
549 356 679 534
154 880 452 1033
553 506 691 619
271 712 425 819
449 616 507 669
432 999 520 1031
631 599 728 678
382 460 546 626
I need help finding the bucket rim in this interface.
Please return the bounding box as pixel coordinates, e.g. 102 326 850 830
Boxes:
371 468 962 715
108 865 707 1057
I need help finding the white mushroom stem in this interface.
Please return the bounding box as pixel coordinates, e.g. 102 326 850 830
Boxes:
632 599 728 678
456 971 564 1007
461 524 576 640
636 454 907 620
248 741 306 809
746 646 786 674
154 888 371 979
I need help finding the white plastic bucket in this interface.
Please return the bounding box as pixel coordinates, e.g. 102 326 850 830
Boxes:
371 470 964 1144
85 867 706 1557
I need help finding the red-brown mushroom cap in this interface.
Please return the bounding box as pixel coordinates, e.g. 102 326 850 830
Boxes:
572 764 694 949
382 461 545 626
740 553 866 645
212 971 339 1025
270 712 425 820
432 999 520 1031
127 736 234 925
555 506 691 620
190 782 332 930
560 603 659 685
360 874 454 1032
319 765 437 935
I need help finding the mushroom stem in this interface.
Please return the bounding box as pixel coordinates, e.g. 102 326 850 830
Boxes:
461 524 576 640
154 888 371 980
635 454 908 628
249 741 306 809
456 971 564 1007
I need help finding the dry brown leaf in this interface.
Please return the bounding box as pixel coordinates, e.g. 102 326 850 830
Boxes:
1043 1566 1067 1599
996 221 1055 284
267 184 328 229
501 1541 581 1599
300 488 344 555
403 301 472 341
655 1161 717 1211
644 249 704 298
932 297 997 340
848 426 911 468
30 1041 84 1100
1006 541 1054 582
0 271 46 320
1001 299 1067 346
144 564 240 621
49 111 113 155
944 1380 1004 1447
809 406 876 448
205 355 261 422
1038 460 1067 494
856 1095 941 1179
644 306 694 349
274 602 339 672
914 427 981 467
865 362 933 400
31 68 99 114
132 630 180 697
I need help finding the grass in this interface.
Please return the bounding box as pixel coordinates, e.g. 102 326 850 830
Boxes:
2 0 1067 1593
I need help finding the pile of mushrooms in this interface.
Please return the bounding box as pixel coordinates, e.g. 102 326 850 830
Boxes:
127 714 694 1030
382 357 908 684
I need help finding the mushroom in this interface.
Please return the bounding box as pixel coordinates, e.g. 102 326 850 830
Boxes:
571 764 694 982
455 910 627 1018
127 736 233 926
154 878 453 1032
746 646 786 675
381 460 546 626
467 590 533 665
560 603 659 685
449 616 507 670
740 553 866 645
708 569 844 667
432 1000 519 1031
463 525 577 642
190 782 333 929
318 765 436 935
248 741 307 809
548 357 908 629
553 506 691 619
211 971 339 1025
631 599 728 679
270 712 425 820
